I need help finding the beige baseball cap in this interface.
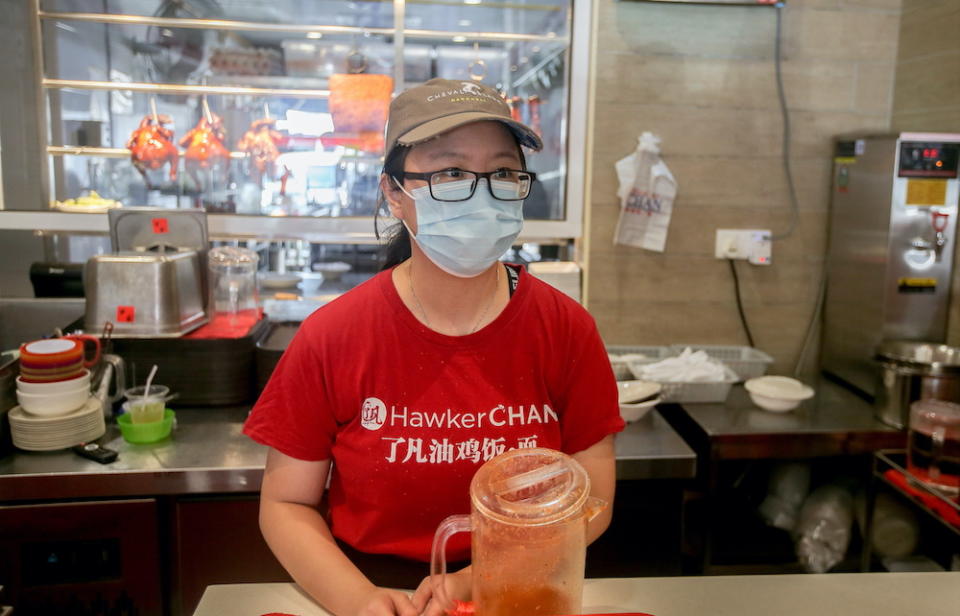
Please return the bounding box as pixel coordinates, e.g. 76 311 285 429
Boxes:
384 78 543 158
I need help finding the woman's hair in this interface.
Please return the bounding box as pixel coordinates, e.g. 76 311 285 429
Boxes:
375 131 528 271
376 146 412 271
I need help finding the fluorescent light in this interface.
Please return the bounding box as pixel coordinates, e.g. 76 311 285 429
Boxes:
458 19 472 26
452 35 468 42
306 32 323 39
464 0 482 4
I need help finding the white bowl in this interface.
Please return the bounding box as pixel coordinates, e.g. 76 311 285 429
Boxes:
312 261 352 281
16 369 91 394
261 273 302 289
620 397 660 422
16 385 91 417
617 379 662 404
744 376 814 413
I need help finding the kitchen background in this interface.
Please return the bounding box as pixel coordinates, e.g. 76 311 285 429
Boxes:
584 0 960 375
0 0 959 375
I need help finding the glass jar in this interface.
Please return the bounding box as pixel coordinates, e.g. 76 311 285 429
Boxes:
207 246 260 325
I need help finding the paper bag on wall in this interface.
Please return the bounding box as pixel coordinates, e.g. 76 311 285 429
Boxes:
614 132 677 252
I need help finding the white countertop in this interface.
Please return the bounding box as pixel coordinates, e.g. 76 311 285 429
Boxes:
193 572 960 616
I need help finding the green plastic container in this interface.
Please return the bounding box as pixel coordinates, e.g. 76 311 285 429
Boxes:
117 409 175 444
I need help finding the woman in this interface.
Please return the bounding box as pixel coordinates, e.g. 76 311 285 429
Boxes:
244 78 624 616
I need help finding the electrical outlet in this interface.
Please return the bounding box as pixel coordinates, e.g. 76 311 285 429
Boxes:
715 229 772 265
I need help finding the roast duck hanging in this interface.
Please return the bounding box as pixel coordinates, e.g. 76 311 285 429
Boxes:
237 118 283 184
126 114 179 189
179 112 231 189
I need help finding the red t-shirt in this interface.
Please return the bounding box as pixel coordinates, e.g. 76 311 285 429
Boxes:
243 264 624 562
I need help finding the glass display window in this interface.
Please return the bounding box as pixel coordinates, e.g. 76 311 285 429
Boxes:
28 0 587 241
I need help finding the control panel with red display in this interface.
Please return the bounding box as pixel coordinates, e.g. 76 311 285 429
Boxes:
898 142 960 178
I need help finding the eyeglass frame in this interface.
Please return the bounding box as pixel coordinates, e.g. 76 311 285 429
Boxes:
395 168 537 202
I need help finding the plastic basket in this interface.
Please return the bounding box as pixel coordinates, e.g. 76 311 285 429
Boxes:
606 345 672 380
628 363 739 403
668 345 774 381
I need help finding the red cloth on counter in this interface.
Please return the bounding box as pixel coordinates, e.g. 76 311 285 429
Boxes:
184 309 263 339
244 264 624 562
883 469 960 528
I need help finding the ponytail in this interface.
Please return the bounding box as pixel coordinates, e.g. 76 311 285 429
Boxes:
376 146 412 271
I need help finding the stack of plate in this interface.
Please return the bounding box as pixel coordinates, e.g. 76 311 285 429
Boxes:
8 396 105 451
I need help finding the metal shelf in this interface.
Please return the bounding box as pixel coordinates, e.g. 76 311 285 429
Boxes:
42 78 331 99
38 10 566 44
47 146 247 159
861 449 960 571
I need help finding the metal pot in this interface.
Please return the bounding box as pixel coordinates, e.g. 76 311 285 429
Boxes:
874 341 960 429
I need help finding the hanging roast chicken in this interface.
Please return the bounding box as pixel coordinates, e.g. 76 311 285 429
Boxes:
179 112 231 189
126 114 179 189
237 118 283 184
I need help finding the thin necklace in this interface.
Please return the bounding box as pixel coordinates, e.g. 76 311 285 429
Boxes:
408 262 500 334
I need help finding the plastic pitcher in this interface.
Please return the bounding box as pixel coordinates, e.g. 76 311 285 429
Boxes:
431 448 607 616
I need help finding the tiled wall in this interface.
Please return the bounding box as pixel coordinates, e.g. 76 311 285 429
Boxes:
584 0 901 375
890 1 960 346
890 0 960 133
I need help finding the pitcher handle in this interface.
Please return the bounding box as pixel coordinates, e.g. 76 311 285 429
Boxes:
430 514 471 613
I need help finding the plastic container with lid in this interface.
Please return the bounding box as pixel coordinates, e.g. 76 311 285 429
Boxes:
907 399 960 495
207 246 260 322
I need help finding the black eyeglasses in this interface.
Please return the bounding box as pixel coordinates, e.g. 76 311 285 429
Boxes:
397 168 537 202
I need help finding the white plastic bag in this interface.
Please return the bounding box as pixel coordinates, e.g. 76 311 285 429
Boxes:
758 462 811 532
795 484 854 573
614 132 677 252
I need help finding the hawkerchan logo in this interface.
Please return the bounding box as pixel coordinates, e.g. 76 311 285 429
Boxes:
360 397 387 430
460 82 483 95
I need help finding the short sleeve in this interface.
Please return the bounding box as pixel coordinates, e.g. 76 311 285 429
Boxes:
556 315 625 454
242 321 339 461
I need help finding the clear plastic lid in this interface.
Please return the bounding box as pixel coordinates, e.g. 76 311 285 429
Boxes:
470 448 590 526
910 399 960 425
208 246 259 270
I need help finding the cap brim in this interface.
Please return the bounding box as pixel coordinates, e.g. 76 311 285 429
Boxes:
397 111 543 151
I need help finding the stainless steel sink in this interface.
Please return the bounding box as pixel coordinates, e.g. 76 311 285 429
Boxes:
0 298 85 351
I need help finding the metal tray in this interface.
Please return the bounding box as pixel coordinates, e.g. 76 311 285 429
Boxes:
255 321 301 394
113 319 269 406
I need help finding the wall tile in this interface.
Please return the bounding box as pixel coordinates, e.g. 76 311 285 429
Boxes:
587 252 823 306
784 8 901 62
892 51 960 114
891 107 960 133
840 0 902 10
854 61 898 116
592 102 889 161
588 297 814 374
594 53 856 113
897 0 960 59
591 156 834 212
597 1 776 60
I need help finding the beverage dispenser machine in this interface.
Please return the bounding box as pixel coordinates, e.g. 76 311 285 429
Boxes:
822 132 960 396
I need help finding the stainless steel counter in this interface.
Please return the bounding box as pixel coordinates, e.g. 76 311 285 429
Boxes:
615 409 696 479
0 406 695 502
661 377 907 460
0 405 265 501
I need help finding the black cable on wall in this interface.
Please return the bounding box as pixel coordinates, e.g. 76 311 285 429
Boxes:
728 258 756 348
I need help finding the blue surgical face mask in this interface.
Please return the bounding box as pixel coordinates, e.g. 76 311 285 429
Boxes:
395 178 524 278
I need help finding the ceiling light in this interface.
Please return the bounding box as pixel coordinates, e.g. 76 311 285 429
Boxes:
452 35 468 43
306 32 323 39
